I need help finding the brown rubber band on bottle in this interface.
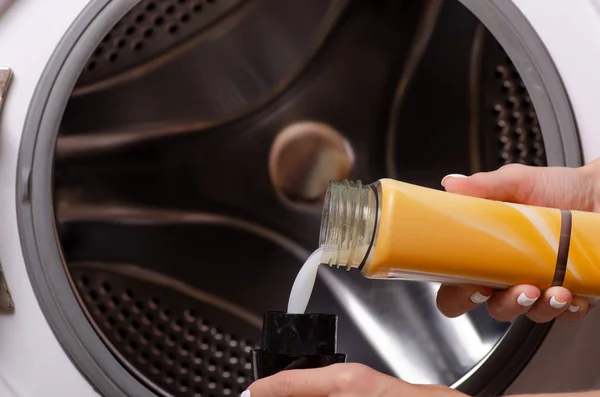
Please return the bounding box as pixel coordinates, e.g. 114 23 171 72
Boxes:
552 209 572 287
358 185 379 272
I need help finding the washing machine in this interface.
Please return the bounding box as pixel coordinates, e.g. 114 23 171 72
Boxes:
0 0 599 396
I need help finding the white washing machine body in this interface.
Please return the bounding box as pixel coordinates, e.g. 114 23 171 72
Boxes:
0 0 598 396
0 1 97 396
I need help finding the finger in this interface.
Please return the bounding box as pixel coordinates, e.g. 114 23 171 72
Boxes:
441 163 595 211
436 284 493 318
526 286 572 323
557 295 590 322
246 363 400 397
486 284 541 322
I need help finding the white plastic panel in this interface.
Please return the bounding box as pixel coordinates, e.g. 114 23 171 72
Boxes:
512 0 600 165
0 1 98 396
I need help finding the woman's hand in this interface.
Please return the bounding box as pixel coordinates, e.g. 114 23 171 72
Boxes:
438 161 600 323
244 363 600 397
244 363 465 397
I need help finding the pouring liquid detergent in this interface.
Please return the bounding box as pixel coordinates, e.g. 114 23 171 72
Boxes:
287 248 323 314
288 178 600 314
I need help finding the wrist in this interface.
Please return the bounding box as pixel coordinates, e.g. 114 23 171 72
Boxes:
578 160 600 211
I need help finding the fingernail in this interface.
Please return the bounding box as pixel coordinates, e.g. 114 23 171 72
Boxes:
550 296 567 309
241 390 251 397
441 173 468 187
517 292 538 307
568 304 580 313
470 291 491 304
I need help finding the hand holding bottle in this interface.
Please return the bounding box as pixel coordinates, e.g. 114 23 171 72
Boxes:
438 161 600 323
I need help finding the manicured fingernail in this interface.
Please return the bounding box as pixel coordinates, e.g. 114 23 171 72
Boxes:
517 292 538 307
550 296 567 309
568 305 580 313
470 291 491 304
441 173 468 187
241 390 251 397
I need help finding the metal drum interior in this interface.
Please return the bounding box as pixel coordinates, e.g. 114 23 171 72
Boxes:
53 0 548 396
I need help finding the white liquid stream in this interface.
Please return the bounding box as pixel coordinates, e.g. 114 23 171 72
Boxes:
287 247 323 314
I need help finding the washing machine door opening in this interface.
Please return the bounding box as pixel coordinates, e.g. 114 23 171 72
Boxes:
17 0 581 396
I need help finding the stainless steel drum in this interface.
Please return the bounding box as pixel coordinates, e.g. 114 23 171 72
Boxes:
51 0 551 396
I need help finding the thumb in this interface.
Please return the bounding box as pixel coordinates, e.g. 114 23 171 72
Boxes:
440 163 596 211
245 363 401 397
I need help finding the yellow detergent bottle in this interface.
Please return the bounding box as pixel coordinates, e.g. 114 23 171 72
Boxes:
319 179 600 300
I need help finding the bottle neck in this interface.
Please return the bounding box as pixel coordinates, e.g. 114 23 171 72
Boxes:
319 180 379 270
